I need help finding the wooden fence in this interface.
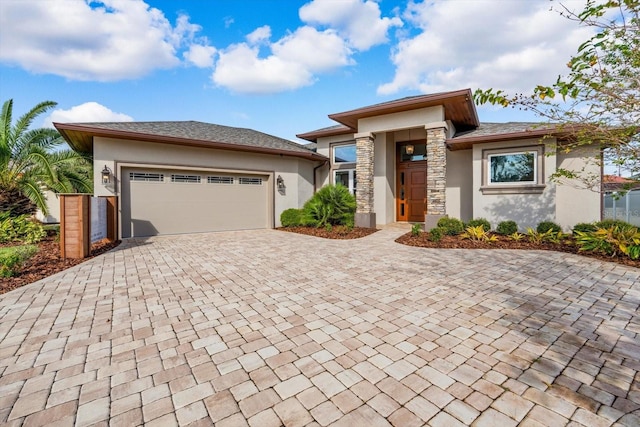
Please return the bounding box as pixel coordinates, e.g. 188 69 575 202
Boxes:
60 194 117 259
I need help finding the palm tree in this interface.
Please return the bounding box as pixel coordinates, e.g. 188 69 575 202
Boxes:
0 99 93 216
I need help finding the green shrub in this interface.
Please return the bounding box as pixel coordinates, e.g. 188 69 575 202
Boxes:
436 217 464 236
428 227 443 242
411 223 422 236
572 222 597 234
280 208 303 227
575 225 640 259
536 221 562 234
595 219 636 230
0 245 38 278
496 220 518 235
466 218 491 232
43 224 60 237
0 214 46 244
301 184 356 228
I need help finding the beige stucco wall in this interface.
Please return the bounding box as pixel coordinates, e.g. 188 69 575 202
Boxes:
471 138 600 231
93 137 318 231
445 149 473 222
555 146 601 230
358 106 444 134
36 190 61 223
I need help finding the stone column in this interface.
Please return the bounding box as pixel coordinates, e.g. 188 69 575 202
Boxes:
425 124 447 229
355 132 376 228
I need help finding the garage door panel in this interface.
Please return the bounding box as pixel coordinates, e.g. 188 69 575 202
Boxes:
122 168 269 237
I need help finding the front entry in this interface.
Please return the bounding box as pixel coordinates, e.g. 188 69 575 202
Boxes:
396 142 427 222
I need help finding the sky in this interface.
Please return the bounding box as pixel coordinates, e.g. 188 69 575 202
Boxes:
0 0 595 145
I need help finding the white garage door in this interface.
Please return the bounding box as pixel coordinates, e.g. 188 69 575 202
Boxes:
121 168 270 237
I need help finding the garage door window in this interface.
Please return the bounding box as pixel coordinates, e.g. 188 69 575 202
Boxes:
171 174 201 183
130 172 164 182
239 177 263 185
208 176 234 184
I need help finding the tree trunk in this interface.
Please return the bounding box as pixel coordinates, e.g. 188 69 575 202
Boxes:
0 187 37 216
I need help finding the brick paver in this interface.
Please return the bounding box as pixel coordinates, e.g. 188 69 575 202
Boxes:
1 226 639 426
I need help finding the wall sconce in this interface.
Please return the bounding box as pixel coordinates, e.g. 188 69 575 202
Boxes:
405 144 415 155
277 175 285 190
101 165 112 185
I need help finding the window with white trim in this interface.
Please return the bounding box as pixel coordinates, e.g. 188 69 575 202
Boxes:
481 145 545 194
333 143 356 164
130 172 164 182
171 174 201 183
488 152 536 184
207 176 234 184
239 177 263 185
335 169 356 195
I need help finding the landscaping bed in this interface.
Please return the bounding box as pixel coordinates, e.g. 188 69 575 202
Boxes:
278 226 378 239
396 232 640 269
0 236 120 294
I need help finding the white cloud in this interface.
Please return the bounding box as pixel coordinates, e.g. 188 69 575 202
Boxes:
211 0 399 94
212 27 352 94
299 0 402 50
247 26 272 45
378 0 594 95
184 44 217 68
44 102 133 128
0 0 212 81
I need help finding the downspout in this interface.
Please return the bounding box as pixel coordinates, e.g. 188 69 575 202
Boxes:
313 160 329 193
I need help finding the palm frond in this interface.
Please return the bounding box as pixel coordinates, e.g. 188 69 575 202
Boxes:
11 100 57 148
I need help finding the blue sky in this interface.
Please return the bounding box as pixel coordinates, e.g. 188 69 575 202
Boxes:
0 0 592 144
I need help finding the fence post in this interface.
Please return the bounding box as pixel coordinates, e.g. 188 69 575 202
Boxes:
60 194 91 259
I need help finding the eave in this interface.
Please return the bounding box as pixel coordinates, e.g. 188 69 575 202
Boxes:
54 122 328 162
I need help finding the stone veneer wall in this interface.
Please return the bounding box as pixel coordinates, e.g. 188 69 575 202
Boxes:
355 133 374 214
426 127 447 215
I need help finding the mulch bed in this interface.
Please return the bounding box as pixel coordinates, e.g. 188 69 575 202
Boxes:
396 232 640 268
278 226 379 239
0 237 120 294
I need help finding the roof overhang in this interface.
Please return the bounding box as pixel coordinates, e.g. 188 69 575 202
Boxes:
328 89 479 132
296 125 353 142
447 128 558 151
54 122 328 162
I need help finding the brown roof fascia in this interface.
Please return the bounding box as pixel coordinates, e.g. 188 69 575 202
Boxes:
447 127 563 151
55 123 328 162
296 125 354 142
327 89 479 129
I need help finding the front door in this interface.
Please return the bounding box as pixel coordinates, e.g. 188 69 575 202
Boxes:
396 142 427 222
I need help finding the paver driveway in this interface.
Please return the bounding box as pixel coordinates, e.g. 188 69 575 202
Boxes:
0 226 639 427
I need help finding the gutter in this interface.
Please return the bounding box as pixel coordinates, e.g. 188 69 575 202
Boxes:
313 160 329 193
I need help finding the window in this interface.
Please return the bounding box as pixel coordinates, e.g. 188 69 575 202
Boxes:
335 169 356 195
333 144 356 163
130 172 164 182
481 145 545 194
239 177 263 185
488 152 536 184
208 176 234 184
171 174 201 183
399 143 427 162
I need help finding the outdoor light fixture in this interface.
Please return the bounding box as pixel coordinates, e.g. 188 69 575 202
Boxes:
277 175 285 190
101 165 112 185
405 144 415 155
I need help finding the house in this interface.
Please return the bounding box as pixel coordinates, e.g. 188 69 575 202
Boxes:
297 88 601 230
55 88 601 238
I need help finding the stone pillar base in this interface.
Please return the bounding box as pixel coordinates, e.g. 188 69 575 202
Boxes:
425 214 446 230
355 213 376 229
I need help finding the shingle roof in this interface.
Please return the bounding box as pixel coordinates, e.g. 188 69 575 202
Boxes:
55 121 327 161
452 122 553 139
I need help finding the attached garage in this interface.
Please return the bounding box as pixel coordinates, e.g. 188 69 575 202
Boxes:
121 168 271 238
54 121 327 239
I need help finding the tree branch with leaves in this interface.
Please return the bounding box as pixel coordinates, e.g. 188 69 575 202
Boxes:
475 0 640 189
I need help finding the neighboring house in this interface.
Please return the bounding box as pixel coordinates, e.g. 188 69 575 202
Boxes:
297 88 601 231
603 174 640 193
55 88 601 238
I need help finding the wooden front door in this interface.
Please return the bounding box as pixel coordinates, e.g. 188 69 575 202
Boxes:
397 143 427 222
